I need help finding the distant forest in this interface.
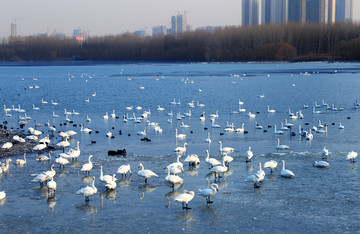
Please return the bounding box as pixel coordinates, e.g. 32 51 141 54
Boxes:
1 22 360 62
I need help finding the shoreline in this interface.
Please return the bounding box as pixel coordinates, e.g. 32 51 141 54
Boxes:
0 129 37 158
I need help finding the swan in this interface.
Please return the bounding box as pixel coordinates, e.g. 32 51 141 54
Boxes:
219 141 234 153
69 141 81 160
170 99 177 105
138 163 158 183
55 156 69 168
187 100 195 108
224 123 235 132
274 125 284 135
255 121 263 129
125 106 133 110
267 105 275 113
313 161 330 168
56 137 70 149
305 129 313 141
247 112 256 118
318 120 324 129
117 164 132 177
0 159 12 173
338 123 345 129
51 100 58 106
183 110 192 117
86 115 91 122
32 164 56 186
64 109 72 115
52 112 60 118
33 143 47 151
222 153 233 167
174 143 187 153
209 110 219 118
28 127 42 136
0 191 6 200
321 146 329 159
15 153 26 166
41 98 48 104
235 123 245 133
264 160 278 172
48 125 56 135
157 105 165 111
281 160 295 178
32 104 40 110
76 176 97 203
205 150 221 168
276 139 290 150
210 158 228 180
211 118 220 128
174 190 195 209
258 93 265 98
313 106 322 114
100 166 116 183
110 110 116 118
92 92 96 97
36 151 52 161
346 151 358 162
81 155 93 175
280 123 289 131
47 177 57 196
84 98 90 103
165 166 184 188
167 155 184 171
245 146 253 162
5 110 11 117
65 130 77 137
205 132 211 143
245 164 265 188
197 101 205 107
103 112 109 119
184 154 200 167
316 125 327 133
180 122 190 128
105 174 117 190
1 142 13 151
198 183 219 204
80 124 92 133
284 119 294 128
136 127 147 136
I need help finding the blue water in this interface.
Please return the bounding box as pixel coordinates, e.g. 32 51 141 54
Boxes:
0 62 360 232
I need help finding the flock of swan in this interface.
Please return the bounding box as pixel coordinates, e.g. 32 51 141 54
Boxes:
0 73 358 213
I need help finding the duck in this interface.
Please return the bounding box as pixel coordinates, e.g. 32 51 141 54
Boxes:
205 150 221 168
116 164 132 177
138 163 158 183
264 160 278 172
15 153 26 166
276 139 290 150
313 161 330 168
245 146 253 162
346 151 358 162
198 183 219 204
165 166 184 188
281 160 295 178
174 143 187 153
218 141 234 153
76 176 97 203
81 155 93 175
174 190 195 209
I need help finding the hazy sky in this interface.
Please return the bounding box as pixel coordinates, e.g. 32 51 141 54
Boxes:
1 0 359 38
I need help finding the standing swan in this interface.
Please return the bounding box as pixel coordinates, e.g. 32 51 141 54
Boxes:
165 166 184 189
205 150 221 168
174 190 195 209
76 176 97 203
245 146 253 162
81 155 93 175
138 163 158 183
174 143 187 153
198 183 219 204
264 160 277 172
117 164 132 177
219 141 234 153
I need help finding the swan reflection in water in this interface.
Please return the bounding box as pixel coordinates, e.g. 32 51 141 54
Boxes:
165 184 184 208
76 203 97 215
117 175 132 188
138 183 157 200
47 196 56 212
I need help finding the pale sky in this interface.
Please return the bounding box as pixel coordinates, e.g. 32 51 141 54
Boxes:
0 0 359 38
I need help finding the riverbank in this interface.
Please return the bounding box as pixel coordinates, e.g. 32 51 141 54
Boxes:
0 129 36 157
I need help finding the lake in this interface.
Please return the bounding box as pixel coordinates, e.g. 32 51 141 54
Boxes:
0 62 360 233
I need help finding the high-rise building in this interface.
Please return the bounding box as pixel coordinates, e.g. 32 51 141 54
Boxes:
288 0 306 23
336 0 353 22
152 26 167 36
10 23 17 38
171 14 187 34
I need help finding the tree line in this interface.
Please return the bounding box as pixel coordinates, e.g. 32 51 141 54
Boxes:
1 22 360 62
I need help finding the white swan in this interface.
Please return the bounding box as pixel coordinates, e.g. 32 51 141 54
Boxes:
218 141 234 152
264 160 278 172
105 174 117 190
165 166 183 188
56 137 70 149
0 191 6 200
205 150 221 168
281 160 295 178
76 176 97 203
103 112 109 119
100 166 116 183
222 153 233 167
69 141 81 160
137 128 147 136
174 190 195 209
305 129 313 141
205 132 211 143
80 124 92 133
180 122 190 128
32 164 55 186
316 125 327 133
55 156 69 168
174 143 187 153
267 105 275 113
47 177 57 196
321 146 329 159
209 110 219 118
111 110 116 118
117 164 132 177
199 112 205 122
276 139 290 150
210 158 228 180
346 151 358 162
313 161 330 168
138 163 158 183
184 154 200 167
274 125 284 135
1 142 13 151
245 146 253 162
235 123 245 133
245 164 265 188
211 118 220 128
338 123 345 129
167 155 184 171
15 153 26 166
81 155 93 175
198 183 219 204
224 123 235 132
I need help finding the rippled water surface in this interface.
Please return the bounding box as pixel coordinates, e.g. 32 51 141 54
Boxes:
1 62 360 232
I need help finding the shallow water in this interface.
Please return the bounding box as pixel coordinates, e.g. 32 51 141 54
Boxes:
1 62 360 232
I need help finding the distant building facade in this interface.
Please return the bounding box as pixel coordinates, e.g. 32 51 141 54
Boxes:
152 13 191 36
241 0 353 25
152 26 167 35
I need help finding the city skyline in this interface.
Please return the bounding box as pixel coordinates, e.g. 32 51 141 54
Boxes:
1 0 360 38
